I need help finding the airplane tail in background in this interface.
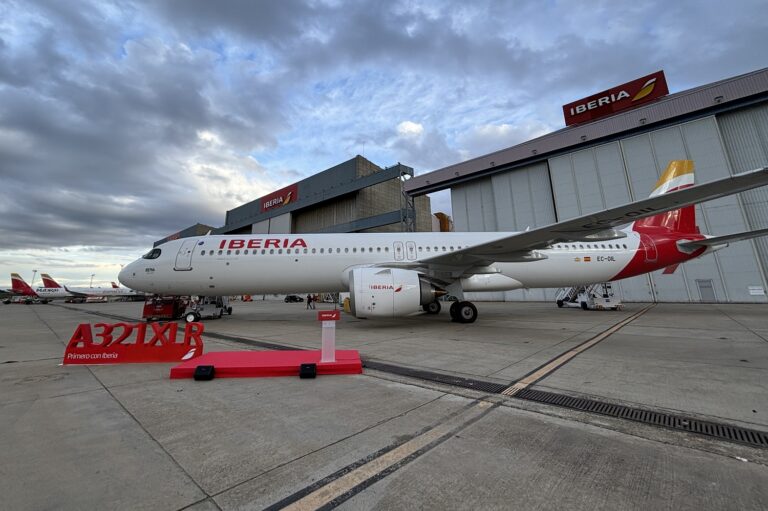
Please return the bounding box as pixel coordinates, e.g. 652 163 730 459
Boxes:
41 273 61 288
11 273 37 296
632 160 699 235
111 282 119 288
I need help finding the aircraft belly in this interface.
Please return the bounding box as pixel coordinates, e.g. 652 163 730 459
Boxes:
499 250 636 288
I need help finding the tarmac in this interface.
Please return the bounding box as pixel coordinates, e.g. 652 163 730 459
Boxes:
1 298 767 510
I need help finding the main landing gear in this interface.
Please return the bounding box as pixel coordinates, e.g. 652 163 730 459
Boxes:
449 301 478 324
422 301 441 314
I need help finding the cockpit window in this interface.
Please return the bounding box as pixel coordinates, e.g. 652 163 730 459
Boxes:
142 248 162 259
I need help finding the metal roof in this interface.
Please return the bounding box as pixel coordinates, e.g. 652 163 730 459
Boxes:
404 67 768 195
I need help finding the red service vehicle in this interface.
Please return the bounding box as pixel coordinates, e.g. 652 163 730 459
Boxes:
142 296 188 322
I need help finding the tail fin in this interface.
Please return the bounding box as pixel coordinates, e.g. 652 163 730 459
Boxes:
11 273 36 296
111 282 119 288
633 160 699 234
41 273 61 288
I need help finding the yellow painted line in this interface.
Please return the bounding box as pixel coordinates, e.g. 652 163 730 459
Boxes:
501 304 655 397
281 401 492 511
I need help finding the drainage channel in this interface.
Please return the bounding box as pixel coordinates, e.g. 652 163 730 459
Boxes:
53 304 768 448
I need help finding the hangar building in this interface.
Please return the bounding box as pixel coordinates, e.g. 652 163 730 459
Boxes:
157 156 433 246
405 67 768 303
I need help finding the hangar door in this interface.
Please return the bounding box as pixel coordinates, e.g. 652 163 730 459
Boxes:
718 104 768 289
451 162 556 301
549 116 766 303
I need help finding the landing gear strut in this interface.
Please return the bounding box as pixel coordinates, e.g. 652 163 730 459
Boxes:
450 301 478 323
423 301 441 314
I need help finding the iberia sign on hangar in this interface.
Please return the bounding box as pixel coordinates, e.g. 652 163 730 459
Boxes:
562 70 669 126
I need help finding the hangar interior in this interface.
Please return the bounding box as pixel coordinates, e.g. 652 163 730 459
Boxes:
408 68 768 303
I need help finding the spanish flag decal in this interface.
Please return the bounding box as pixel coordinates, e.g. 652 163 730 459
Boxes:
584 256 592 262
632 77 657 101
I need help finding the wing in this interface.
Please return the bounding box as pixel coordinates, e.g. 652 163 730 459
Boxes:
64 286 89 297
421 165 768 268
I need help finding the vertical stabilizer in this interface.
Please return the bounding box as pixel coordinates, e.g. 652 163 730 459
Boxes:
41 273 61 288
11 273 37 296
633 160 698 234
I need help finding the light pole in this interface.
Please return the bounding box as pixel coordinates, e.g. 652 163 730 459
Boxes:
90 274 95 288
31 270 38 287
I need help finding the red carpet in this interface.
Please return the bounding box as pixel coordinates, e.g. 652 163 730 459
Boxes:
169 350 362 379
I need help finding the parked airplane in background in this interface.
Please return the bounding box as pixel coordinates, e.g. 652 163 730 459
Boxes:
6 273 72 301
41 273 141 299
119 161 768 323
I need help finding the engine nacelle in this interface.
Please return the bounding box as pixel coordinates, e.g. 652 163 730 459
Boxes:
348 268 442 319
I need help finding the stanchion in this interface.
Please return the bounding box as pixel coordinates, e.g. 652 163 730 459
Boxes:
318 310 340 362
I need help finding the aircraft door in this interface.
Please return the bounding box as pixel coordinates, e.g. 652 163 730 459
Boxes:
393 241 404 261
175 239 197 270
406 241 417 260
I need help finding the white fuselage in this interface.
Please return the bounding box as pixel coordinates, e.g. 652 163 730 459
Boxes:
119 232 642 296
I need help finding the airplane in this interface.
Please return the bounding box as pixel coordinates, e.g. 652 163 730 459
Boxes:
41 273 141 299
119 161 768 324
6 273 72 302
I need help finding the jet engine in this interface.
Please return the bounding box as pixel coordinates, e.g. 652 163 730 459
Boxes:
348 268 444 319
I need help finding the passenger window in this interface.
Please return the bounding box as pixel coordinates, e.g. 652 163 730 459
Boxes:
304 248 308 254
218 250 223 255
337 248 341 253
286 249 291 254
209 250 214 255
426 247 431 252
369 247 373 252
270 249 275 254
345 248 349 253
312 248 316 254
200 251 205 256
227 250 232 255
352 248 357 253
623 244 628 249
385 247 389 252
578 245 583 250
377 247 381 252
278 249 283 254
235 250 240 255
244 250 249 255
320 248 324 254
261 249 266 254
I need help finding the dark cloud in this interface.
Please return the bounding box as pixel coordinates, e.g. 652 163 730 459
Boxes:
1 0 767 260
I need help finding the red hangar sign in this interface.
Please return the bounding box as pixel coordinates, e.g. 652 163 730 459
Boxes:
260 183 299 213
562 70 669 126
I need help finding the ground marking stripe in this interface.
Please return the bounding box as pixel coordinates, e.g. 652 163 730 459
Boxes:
277 401 495 511
501 304 655 397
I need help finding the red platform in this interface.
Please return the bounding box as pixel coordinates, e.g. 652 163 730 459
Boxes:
169 350 362 379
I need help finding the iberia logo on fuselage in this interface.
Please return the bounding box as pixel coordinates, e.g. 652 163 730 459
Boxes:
219 238 307 250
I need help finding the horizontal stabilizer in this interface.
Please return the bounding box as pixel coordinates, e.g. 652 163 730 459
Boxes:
679 227 768 249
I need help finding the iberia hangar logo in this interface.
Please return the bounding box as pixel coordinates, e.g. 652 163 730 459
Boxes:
563 70 669 126
260 183 299 213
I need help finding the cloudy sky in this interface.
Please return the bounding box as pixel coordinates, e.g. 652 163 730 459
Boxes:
1 0 767 288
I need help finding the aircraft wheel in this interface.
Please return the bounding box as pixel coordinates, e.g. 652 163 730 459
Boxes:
227 306 233 315
424 301 441 314
580 301 589 310
454 301 478 324
449 301 460 321
185 312 200 323
556 299 564 308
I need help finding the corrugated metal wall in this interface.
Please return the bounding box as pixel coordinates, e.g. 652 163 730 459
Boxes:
451 113 768 303
717 104 768 285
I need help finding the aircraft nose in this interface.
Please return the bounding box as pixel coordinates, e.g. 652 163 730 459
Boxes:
118 262 136 289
